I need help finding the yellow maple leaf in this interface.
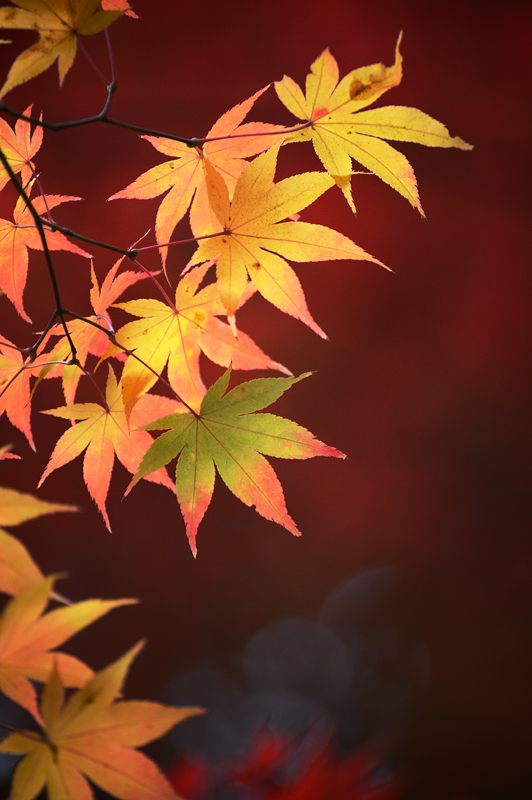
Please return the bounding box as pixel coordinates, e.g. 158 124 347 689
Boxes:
0 0 124 97
0 485 77 528
188 145 383 336
0 643 202 799
109 262 289 416
109 87 284 268
275 35 472 213
0 481 76 598
0 576 135 721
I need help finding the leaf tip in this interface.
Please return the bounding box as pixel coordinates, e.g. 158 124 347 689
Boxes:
457 137 474 151
124 474 139 496
276 362 293 377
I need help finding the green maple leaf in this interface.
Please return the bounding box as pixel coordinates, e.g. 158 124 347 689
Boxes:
130 369 345 555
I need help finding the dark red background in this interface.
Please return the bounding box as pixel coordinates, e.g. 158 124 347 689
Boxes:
1 1 531 797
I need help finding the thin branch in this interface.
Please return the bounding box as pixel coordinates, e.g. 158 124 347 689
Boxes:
41 217 135 259
21 213 220 262
0 97 196 145
0 355 72 404
77 37 110 88
104 29 116 85
0 99 309 148
0 146 78 361
22 310 58 360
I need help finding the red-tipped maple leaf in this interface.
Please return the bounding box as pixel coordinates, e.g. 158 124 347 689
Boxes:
109 87 284 267
0 186 90 321
132 369 345 555
39 367 180 531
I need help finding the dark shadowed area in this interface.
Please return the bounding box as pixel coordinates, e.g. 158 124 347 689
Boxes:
1 0 531 797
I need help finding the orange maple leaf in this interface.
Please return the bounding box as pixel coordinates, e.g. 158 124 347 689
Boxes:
40 257 148 404
102 0 138 17
0 104 42 192
0 576 134 721
0 335 37 448
0 643 201 799
39 367 180 531
0 443 20 460
0 185 90 321
109 87 284 267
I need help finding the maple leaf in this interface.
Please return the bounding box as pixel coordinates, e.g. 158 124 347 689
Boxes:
109 262 289 416
109 87 284 267
275 36 472 213
0 104 42 192
0 485 76 528
188 145 383 336
0 528 44 598
0 335 38 448
0 576 134 721
131 369 345 556
39 367 180 531
40 257 148 404
0 186 90 321
0 0 125 97
102 0 138 17
0 642 202 799
0 442 20 459
0 480 76 597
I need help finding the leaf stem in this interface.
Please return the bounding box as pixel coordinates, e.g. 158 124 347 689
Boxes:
0 93 309 147
135 231 222 254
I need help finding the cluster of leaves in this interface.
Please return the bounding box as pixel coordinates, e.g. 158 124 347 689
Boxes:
0 469 200 799
0 3 471 555
0 4 470 795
